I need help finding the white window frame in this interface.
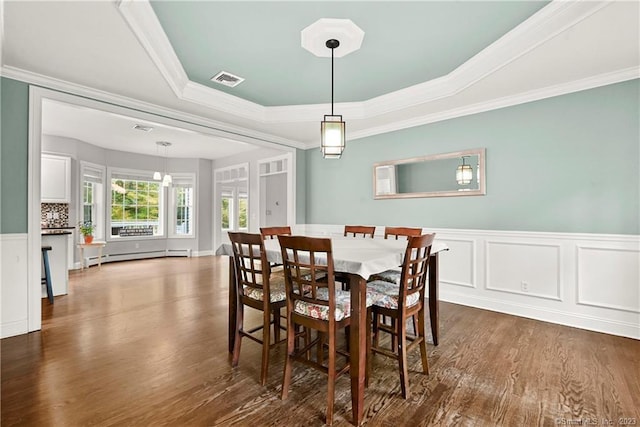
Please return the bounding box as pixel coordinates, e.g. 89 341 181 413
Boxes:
79 161 106 240
214 163 249 249
168 173 196 238
107 167 165 241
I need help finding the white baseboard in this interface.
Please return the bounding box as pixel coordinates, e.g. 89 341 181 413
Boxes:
193 250 213 257
166 248 192 257
440 290 640 340
0 319 29 339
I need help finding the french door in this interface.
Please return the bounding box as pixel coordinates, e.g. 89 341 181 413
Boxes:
214 164 249 248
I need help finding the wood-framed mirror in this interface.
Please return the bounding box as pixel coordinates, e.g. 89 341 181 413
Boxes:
373 148 486 199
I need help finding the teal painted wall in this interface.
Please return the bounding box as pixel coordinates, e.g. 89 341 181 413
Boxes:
303 80 640 235
0 78 29 234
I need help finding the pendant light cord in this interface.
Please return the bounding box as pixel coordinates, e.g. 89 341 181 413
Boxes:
331 45 334 116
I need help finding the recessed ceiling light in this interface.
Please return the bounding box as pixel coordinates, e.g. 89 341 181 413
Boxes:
133 124 153 132
211 71 245 88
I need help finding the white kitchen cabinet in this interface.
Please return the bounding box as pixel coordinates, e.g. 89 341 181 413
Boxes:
41 154 71 203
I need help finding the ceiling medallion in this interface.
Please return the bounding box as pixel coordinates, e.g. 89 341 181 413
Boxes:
301 18 364 58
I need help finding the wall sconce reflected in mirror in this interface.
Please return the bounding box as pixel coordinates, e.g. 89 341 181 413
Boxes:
456 156 473 185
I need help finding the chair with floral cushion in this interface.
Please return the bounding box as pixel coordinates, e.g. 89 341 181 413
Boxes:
369 226 422 284
228 232 287 386
366 233 435 399
369 226 423 341
278 235 376 426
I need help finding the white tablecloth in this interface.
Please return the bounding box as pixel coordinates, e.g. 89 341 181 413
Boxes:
216 236 448 280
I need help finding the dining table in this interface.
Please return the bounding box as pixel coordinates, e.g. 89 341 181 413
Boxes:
216 234 448 426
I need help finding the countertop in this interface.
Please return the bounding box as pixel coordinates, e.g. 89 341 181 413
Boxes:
42 229 72 235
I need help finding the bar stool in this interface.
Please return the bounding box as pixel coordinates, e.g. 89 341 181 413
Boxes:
41 246 54 304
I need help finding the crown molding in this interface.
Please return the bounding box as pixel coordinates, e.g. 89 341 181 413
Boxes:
446 0 610 97
118 0 268 122
361 1 612 118
347 66 640 144
117 0 189 97
0 65 307 150
119 0 619 128
182 80 266 120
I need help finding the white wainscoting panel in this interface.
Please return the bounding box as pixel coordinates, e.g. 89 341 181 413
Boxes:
576 245 640 313
297 225 639 340
439 238 476 288
486 241 562 301
1 234 29 338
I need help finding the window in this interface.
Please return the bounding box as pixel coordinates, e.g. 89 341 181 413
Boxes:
169 174 195 237
221 190 232 231
80 162 105 239
238 192 248 230
219 187 247 232
110 170 163 238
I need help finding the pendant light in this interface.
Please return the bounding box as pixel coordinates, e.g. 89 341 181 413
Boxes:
156 141 172 187
456 156 473 185
320 39 345 159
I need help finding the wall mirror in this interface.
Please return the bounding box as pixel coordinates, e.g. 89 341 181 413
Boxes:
373 148 486 199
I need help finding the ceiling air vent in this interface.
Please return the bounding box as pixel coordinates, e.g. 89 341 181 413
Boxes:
211 71 245 88
133 124 153 132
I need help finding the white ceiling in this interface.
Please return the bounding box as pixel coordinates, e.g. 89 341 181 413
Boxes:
41 99 257 160
2 1 639 159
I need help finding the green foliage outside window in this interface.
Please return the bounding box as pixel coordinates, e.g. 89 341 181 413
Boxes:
221 197 230 229
111 179 160 233
238 197 247 229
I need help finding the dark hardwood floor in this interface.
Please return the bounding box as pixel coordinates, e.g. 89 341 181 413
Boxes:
2 256 638 426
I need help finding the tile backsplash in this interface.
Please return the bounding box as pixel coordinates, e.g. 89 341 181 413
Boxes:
41 203 70 228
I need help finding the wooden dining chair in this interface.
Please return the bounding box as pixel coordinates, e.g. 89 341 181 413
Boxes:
228 232 287 386
384 226 422 240
369 226 423 343
370 226 423 282
343 225 376 238
366 233 435 399
339 225 376 290
260 226 292 272
278 235 375 425
260 226 292 240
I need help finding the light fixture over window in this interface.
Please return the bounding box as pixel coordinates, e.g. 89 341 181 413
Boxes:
320 39 345 159
156 141 172 187
456 156 473 185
